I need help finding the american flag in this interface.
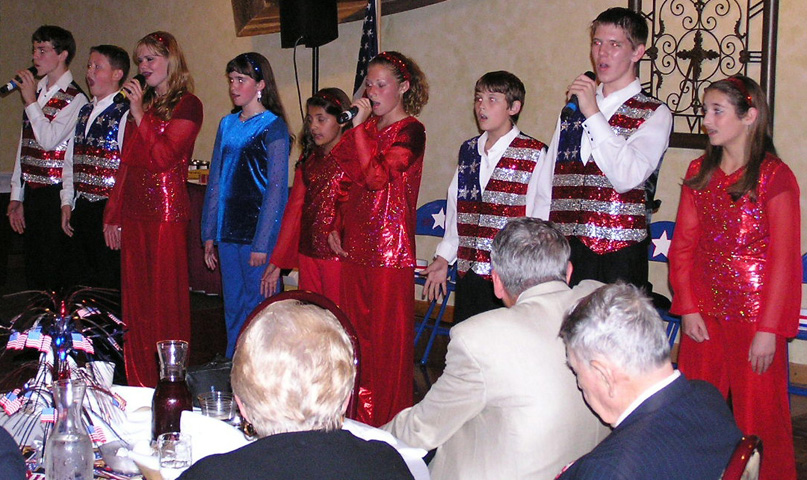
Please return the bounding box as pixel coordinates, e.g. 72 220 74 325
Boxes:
40 407 56 423
39 334 52 353
352 0 380 98
88 425 107 443
1 390 23 415
25 328 43 350
71 333 95 354
7 331 27 350
111 392 127 411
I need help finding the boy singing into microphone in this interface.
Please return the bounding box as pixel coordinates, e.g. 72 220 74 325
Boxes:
61 45 130 288
7 25 88 290
546 7 672 288
421 71 552 322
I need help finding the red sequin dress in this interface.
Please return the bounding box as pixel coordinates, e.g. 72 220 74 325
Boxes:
106 94 204 387
330 115 426 426
669 153 801 480
270 150 350 303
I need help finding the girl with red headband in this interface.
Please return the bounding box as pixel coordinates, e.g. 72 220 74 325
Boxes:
104 31 203 387
327 51 430 426
669 75 800 480
261 88 353 304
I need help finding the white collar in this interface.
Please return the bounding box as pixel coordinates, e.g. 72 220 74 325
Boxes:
37 70 74 95
596 78 642 117
614 369 680 427
477 125 520 158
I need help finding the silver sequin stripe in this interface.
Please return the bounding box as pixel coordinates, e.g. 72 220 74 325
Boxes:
20 154 64 169
457 258 492 276
504 145 543 162
458 235 493 252
556 222 648 242
21 172 60 185
42 92 78 118
73 154 121 169
458 212 511 230
489 167 532 185
482 189 526 206
76 192 108 202
551 198 645 216
75 172 115 189
21 137 69 152
552 173 615 189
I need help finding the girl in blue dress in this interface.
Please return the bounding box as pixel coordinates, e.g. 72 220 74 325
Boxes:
202 52 290 358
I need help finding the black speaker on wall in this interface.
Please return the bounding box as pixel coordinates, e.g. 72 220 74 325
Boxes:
279 0 339 49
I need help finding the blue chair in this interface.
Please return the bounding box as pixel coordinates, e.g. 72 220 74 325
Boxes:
413 199 455 366
787 254 807 397
647 221 681 352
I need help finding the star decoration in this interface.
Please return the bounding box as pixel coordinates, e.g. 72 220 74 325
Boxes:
458 186 468 199
652 230 672 260
431 208 446 231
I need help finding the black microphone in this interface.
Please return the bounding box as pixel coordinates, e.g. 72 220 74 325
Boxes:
337 106 359 125
561 71 596 118
113 74 146 103
0 67 38 95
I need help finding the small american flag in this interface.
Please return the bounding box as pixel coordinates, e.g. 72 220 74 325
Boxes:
25 328 43 350
88 425 107 443
40 407 56 423
71 333 95 354
1 390 23 415
111 392 127 411
352 0 380 98
39 334 52 353
75 306 100 318
7 331 26 350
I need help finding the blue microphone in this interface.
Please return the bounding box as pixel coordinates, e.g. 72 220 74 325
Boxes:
561 71 596 118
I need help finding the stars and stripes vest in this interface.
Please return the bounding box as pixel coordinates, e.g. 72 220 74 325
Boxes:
20 82 84 187
457 133 546 279
550 92 662 254
73 101 128 201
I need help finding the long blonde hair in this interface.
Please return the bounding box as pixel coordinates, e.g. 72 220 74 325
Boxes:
133 31 194 120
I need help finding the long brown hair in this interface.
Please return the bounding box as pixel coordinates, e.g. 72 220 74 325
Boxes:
684 75 776 201
299 88 352 160
133 31 194 121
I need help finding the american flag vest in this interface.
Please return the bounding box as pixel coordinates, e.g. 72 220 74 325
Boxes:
456 133 545 279
72 101 128 201
20 82 84 187
550 92 662 254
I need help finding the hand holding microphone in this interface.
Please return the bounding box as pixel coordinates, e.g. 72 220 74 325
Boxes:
0 66 37 96
562 71 596 119
114 74 146 103
339 98 372 126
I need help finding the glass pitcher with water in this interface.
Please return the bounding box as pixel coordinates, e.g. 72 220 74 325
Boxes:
152 340 193 440
45 378 94 480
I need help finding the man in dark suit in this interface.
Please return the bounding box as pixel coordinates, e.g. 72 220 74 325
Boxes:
557 283 743 480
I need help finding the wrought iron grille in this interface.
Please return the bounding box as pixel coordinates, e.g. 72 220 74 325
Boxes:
629 0 778 148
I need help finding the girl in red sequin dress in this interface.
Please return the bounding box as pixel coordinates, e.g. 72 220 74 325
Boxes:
669 75 800 480
261 88 353 304
327 52 429 426
104 32 203 387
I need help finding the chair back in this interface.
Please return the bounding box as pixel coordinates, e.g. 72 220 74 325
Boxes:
416 199 447 237
240 290 362 420
721 435 762 480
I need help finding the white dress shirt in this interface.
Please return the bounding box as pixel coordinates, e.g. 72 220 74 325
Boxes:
434 125 550 263
544 78 672 197
61 93 129 206
10 70 88 204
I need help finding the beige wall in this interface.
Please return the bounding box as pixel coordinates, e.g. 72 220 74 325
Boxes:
1 0 806 360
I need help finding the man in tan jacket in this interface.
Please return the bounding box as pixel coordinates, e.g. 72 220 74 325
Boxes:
383 218 608 479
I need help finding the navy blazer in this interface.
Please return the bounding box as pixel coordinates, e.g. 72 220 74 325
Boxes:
558 374 742 480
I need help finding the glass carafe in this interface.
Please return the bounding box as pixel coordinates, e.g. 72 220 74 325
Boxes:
45 379 94 480
152 340 193 440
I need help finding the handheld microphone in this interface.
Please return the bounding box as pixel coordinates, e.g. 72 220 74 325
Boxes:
337 106 359 125
113 74 146 103
0 67 38 95
561 71 596 118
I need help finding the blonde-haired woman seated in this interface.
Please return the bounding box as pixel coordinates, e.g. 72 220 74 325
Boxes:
178 300 413 479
